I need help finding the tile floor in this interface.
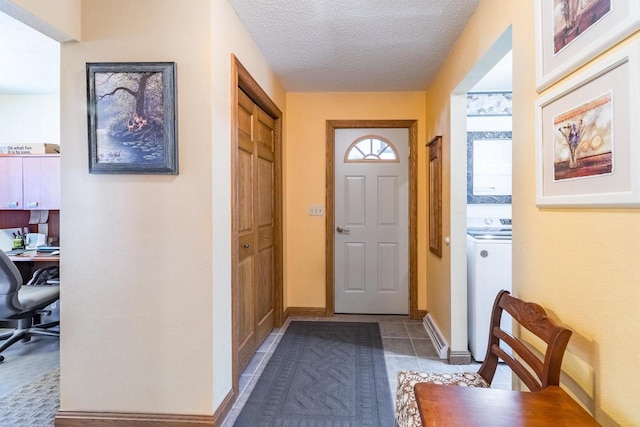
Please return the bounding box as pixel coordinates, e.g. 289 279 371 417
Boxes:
0 329 59 399
0 330 60 426
222 314 511 426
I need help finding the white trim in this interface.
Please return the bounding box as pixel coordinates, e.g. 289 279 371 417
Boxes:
449 93 469 352
423 313 449 359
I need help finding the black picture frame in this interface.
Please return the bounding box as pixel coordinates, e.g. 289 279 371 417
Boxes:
86 62 178 174
467 131 512 204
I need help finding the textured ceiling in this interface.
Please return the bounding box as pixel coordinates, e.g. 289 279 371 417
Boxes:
228 0 481 91
0 2 484 94
0 11 59 95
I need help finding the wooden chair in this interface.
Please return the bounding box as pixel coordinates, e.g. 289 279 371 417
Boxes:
395 290 573 427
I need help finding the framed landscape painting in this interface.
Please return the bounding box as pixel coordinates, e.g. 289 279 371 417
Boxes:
87 62 178 174
535 0 640 92
535 41 640 207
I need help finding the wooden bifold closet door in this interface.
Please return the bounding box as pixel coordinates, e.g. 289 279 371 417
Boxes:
235 88 276 373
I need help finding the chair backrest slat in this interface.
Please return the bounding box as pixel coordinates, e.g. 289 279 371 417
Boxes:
477 290 572 391
491 345 542 391
493 327 544 379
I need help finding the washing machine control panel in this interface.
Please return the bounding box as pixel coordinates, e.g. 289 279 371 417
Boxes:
467 217 512 239
467 217 511 230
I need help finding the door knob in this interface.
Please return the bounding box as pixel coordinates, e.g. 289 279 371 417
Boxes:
336 226 351 234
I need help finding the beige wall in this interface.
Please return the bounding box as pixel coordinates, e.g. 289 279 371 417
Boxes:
53 0 284 416
284 92 427 310
60 0 214 414
425 0 640 424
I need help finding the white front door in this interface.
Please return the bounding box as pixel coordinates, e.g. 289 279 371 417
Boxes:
334 128 409 314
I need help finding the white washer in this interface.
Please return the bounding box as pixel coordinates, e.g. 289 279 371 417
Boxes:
467 218 512 362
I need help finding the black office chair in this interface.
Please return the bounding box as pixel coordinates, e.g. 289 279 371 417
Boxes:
0 250 60 362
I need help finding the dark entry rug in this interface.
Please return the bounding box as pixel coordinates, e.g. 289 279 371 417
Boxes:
234 321 393 427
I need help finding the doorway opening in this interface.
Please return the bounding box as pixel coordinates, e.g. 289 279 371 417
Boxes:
448 26 513 361
0 6 62 402
466 51 513 363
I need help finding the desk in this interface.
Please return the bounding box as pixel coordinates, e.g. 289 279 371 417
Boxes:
7 253 59 284
2 252 60 327
8 253 60 263
415 383 599 427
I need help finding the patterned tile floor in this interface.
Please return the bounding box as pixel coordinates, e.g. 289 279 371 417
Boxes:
0 329 59 399
222 315 511 426
0 329 60 427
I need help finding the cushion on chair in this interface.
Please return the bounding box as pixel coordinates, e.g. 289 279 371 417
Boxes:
395 370 490 427
16 285 60 311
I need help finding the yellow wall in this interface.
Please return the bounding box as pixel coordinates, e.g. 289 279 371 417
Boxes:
426 0 640 424
284 92 427 310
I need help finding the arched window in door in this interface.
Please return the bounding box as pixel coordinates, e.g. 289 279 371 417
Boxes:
344 135 400 162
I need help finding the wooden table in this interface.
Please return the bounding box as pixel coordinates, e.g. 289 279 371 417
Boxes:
415 383 600 426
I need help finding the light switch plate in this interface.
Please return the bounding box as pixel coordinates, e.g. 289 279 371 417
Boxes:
308 205 325 216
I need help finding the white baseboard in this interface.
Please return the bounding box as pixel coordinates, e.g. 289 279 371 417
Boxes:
423 313 449 359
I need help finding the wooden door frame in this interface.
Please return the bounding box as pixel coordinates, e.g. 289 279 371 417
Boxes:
231 55 283 395
326 120 418 319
